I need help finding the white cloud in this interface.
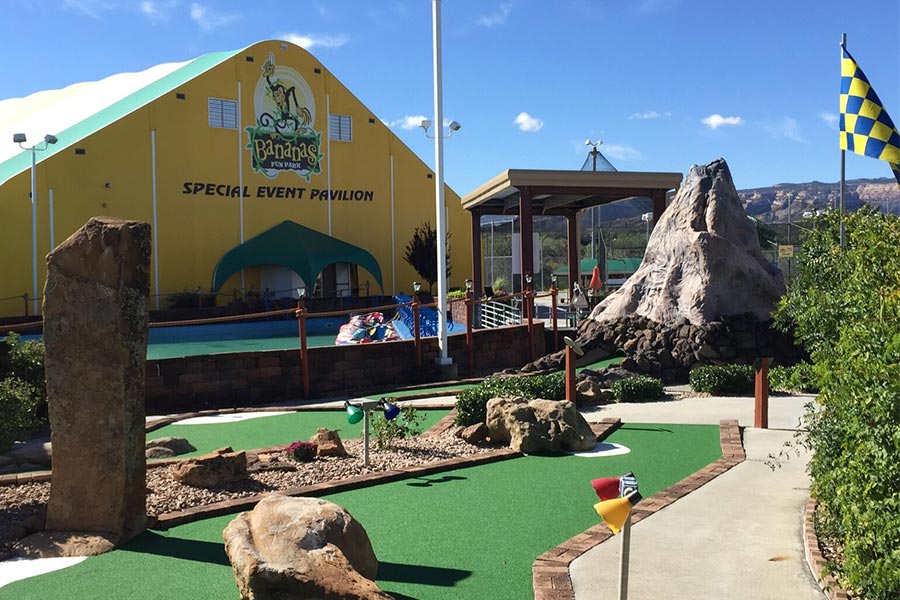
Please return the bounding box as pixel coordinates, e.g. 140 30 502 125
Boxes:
281 33 350 50
603 144 642 161
628 110 671 120
384 115 430 130
701 114 743 129
61 0 117 18
190 2 240 32
820 112 839 130
141 0 178 19
766 117 806 143
477 3 512 27
514 112 543 132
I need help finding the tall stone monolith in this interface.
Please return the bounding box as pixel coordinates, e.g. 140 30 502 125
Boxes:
42 217 150 545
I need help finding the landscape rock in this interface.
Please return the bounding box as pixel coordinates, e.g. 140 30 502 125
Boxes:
43 217 150 543
172 447 248 488
223 494 390 600
145 447 175 459
13 531 119 559
310 428 348 458
146 437 196 456
486 397 596 454
575 379 614 405
460 423 488 445
591 158 785 327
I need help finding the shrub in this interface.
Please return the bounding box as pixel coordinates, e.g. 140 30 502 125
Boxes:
689 363 754 395
0 378 43 453
166 289 217 309
447 289 466 300
768 362 820 393
285 440 317 462
774 207 900 598
1 333 47 425
455 372 565 426
610 376 664 403
372 404 425 449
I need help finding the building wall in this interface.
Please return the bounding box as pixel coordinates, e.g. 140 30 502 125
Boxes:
0 40 472 317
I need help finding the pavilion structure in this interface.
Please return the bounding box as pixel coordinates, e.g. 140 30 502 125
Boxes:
461 169 682 300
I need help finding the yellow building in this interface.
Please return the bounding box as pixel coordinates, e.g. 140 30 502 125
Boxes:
0 40 471 317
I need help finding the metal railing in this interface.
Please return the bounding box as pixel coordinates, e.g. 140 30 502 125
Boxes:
479 297 523 328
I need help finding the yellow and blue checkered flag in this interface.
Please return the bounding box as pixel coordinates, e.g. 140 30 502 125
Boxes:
840 47 900 185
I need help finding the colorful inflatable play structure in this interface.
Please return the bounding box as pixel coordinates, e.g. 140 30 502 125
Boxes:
334 312 401 345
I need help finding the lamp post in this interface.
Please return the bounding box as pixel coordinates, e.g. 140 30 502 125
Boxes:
425 0 460 368
586 140 602 261
14 133 58 316
641 212 653 246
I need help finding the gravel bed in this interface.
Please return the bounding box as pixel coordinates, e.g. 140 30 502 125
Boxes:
0 433 493 558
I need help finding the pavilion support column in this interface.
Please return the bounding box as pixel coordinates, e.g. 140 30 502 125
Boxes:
470 209 483 300
566 211 579 302
518 188 534 292
652 189 667 223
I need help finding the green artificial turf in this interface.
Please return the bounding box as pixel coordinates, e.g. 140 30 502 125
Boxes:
3 423 720 600
147 410 447 459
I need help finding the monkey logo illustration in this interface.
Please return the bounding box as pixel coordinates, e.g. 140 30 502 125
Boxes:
247 52 323 181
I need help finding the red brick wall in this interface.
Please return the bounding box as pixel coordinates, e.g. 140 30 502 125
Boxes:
144 323 544 414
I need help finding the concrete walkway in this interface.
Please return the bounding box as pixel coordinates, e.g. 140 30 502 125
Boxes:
573 393 825 599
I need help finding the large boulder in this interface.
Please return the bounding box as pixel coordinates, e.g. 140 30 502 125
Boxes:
591 158 785 327
146 437 196 457
486 397 596 454
223 495 391 600
42 217 150 546
172 447 248 487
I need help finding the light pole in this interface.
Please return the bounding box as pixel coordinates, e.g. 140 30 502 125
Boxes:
14 133 58 316
585 140 602 261
641 212 653 247
425 0 459 367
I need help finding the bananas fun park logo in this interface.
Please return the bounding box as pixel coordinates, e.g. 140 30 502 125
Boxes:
246 53 323 181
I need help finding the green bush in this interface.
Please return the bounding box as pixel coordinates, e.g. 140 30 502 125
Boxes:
0 378 43 453
372 404 425 449
610 376 664 403
768 362 820 393
0 332 47 431
774 207 900 598
1 332 45 391
455 372 565 426
688 363 754 395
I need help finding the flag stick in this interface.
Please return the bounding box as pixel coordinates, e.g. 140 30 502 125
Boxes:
840 33 847 249
618 511 632 600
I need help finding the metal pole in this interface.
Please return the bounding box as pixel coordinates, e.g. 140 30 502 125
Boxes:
151 130 161 310
30 148 38 315
839 33 846 250
432 0 450 365
618 512 632 600
363 409 370 467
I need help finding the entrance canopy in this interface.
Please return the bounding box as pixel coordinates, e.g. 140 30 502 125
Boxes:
461 169 681 299
211 220 383 293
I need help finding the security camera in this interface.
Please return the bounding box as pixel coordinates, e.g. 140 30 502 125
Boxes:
13 133 26 144
448 120 461 131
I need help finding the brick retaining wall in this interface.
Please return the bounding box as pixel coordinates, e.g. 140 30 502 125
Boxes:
145 324 544 414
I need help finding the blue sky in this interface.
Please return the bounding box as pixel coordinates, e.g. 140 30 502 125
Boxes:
5 0 899 194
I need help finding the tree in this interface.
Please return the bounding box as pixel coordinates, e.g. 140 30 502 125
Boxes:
403 221 450 293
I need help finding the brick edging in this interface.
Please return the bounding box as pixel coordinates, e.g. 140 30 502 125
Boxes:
532 418 745 600
804 497 852 600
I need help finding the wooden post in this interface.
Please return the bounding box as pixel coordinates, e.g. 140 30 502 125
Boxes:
465 293 474 373
565 344 576 402
754 357 770 429
296 301 310 398
550 283 559 351
412 296 422 369
23 293 29 317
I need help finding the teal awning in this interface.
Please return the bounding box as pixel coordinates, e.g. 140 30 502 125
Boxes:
211 220 384 292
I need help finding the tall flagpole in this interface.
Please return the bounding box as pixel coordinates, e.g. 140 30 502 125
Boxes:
840 33 846 250
432 0 451 366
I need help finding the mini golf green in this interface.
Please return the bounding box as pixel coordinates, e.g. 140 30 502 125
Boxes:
3 423 721 600
147 410 448 459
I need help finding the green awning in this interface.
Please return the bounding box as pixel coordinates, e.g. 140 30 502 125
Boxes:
211 220 383 292
552 257 643 276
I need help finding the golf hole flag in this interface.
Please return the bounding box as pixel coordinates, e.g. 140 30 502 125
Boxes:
840 46 900 185
591 472 642 534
